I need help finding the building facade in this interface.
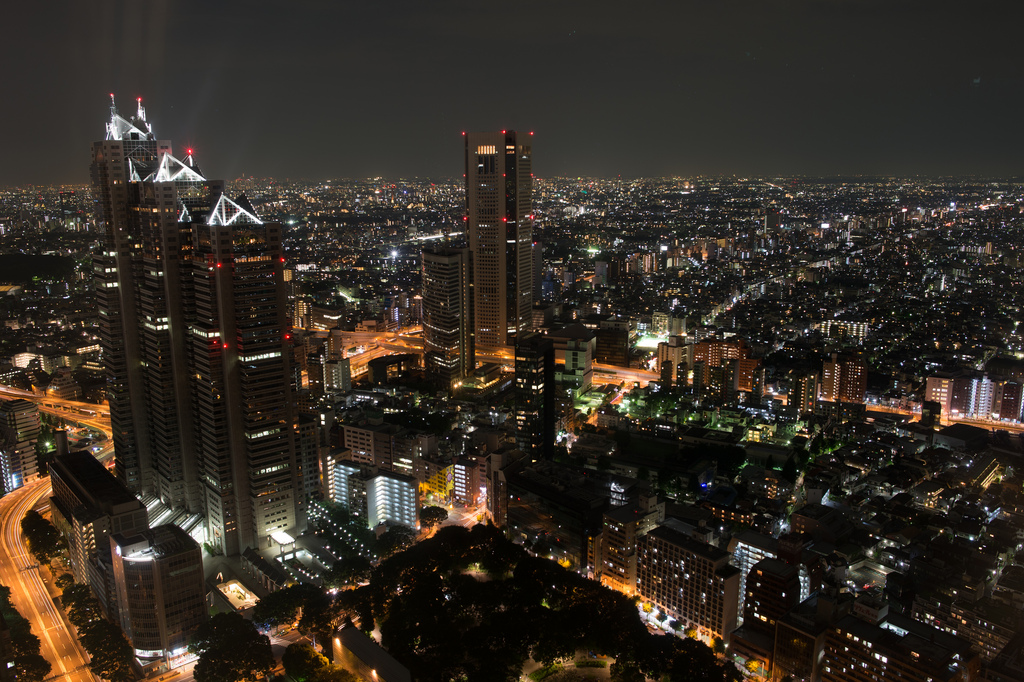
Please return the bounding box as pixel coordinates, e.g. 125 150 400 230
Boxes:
821 353 867 404
91 97 299 555
0 399 40 495
329 461 418 530
514 332 555 462
637 525 740 641
464 131 533 347
49 451 150 600
421 247 474 390
109 525 206 670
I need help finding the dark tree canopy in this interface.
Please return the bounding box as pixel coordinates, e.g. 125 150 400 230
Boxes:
375 524 415 559
252 583 319 631
21 509 64 563
282 643 357 682
189 612 274 682
322 555 372 589
80 620 135 682
360 524 740 682
419 505 449 528
0 586 51 682
282 643 329 682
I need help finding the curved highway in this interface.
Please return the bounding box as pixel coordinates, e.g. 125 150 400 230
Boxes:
0 479 95 682
0 386 111 682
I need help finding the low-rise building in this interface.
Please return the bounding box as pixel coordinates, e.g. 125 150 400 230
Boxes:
109 525 206 672
636 524 740 642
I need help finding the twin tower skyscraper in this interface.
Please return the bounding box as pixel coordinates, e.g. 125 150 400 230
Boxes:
92 97 299 556
422 131 535 390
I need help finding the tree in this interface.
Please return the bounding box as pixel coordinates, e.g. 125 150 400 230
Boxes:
323 555 372 589
311 666 359 682
61 584 103 630
712 636 725 655
12 653 51 682
21 510 64 563
375 524 415 559
282 643 328 682
299 590 361 646
419 505 449 529
80 620 135 682
55 573 75 591
189 612 274 682
1 587 51 682
252 584 316 631
781 456 798 484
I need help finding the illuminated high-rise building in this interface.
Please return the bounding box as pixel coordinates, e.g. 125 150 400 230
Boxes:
464 131 533 347
514 332 554 461
91 96 170 498
421 247 474 391
91 96 299 554
0 399 40 495
821 353 867 404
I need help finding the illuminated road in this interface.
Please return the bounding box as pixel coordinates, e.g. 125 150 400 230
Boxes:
0 480 97 682
0 386 111 436
865 405 1024 434
0 386 112 682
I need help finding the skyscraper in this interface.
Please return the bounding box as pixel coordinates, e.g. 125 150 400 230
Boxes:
421 247 474 391
91 96 170 497
91 97 299 554
514 332 554 461
464 131 534 347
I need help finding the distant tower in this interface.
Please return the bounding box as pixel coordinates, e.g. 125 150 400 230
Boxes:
514 332 555 461
91 96 299 555
821 353 867 404
791 371 818 417
465 131 534 347
421 247 474 391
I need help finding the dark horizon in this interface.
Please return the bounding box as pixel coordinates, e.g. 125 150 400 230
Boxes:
6 0 1021 186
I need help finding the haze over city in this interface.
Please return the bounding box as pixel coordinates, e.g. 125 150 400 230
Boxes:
4 0 1022 185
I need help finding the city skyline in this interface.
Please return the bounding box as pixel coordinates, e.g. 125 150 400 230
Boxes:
3 1 1021 187
0 5 1023 679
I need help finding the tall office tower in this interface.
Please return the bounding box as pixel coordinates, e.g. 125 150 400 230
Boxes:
821 353 867 403
91 96 170 495
532 240 544 303
465 131 533 347
188 212 297 555
421 247 474 391
0 399 40 495
91 97 298 555
514 332 554 461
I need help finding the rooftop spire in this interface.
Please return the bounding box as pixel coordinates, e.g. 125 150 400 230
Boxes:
105 93 154 141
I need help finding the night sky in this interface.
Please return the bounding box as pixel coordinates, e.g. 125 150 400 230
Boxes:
6 0 1021 185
